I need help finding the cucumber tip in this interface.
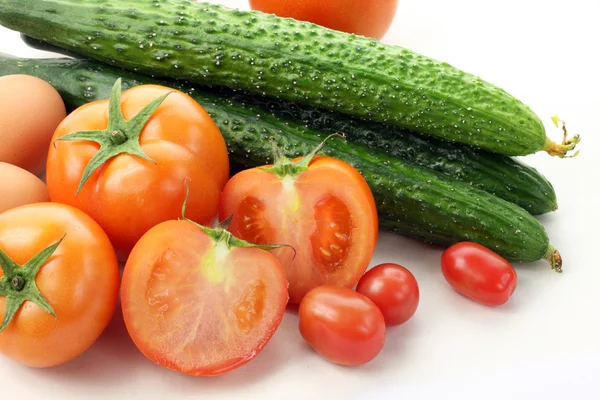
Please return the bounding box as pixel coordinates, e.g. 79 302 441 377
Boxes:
545 247 563 273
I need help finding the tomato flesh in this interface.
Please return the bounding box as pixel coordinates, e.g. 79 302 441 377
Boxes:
220 155 378 304
441 242 518 306
311 196 351 272
299 285 386 366
234 196 276 244
121 220 288 376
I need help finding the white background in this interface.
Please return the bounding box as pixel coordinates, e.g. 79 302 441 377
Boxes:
1 0 599 399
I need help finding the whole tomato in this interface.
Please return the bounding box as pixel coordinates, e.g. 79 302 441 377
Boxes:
299 285 386 366
249 0 399 40
441 242 518 306
46 79 229 260
219 137 378 304
356 263 419 326
0 203 120 368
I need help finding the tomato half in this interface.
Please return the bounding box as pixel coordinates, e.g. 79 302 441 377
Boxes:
46 81 229 260
441 242 518 306
249 0 399 40
356 263 419 326
299 285 386 366
219 149 378 304
121 219 289 376
0 203 120 368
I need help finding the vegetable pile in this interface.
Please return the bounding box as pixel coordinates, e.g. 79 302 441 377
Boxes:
0 0 579 373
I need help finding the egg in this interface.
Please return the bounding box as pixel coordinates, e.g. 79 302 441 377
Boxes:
0 162 50 213
0 75 66 176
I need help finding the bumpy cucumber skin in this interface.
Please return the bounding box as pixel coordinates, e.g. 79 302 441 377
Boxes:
228 94 558 215
13 36 560 214
0 55 553 263
0 0 547 156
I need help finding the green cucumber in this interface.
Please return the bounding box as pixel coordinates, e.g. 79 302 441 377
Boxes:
225 92 558 215
0 0 579 157
0 54 561 269
14 35 562 215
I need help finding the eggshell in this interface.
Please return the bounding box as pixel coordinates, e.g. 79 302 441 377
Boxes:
0 75 66 175
0 162 50 213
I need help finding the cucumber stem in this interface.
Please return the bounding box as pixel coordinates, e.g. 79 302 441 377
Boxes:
544 117 581 158
544 246 563 273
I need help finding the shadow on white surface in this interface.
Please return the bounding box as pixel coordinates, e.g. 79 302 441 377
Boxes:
29 301 305 394
31 301 148 386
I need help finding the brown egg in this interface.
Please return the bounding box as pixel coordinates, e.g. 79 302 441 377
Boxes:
0 162 50 213
0 75 66 176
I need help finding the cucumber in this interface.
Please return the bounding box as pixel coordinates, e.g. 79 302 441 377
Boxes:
17 37 559 215
0 0 579 158
13 37 561 214
228 92 558 215
0 54 561 269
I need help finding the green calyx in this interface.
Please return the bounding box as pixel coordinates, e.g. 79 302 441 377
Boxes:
180 182 295 255
0 236 65 333
55 78 173 195
262 133 345 177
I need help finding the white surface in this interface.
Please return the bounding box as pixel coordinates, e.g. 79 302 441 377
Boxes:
1 0 600 399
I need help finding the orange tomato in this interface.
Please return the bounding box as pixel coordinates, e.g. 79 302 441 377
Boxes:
219 139 378 304
0 203 120 368
249 0 399 40
46 82 229 260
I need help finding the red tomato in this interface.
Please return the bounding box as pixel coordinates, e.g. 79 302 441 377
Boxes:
356 263 419 326
441 242 518 306
46 81 229 260
121 219 289 376
218 149 378 304
0 203 120 368
249 0 399 40
299 285 385 366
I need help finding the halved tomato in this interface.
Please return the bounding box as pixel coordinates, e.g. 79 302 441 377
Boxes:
120 217 289 376
218 137 378 304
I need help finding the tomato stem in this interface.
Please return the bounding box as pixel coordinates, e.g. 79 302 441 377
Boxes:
0 235 64 332
264 133 345 177
110 129 127 145
53 78 170 195
10 276 24 291
180 180 296 256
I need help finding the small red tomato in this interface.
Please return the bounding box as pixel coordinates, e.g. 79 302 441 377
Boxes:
441 242 518 306
356 263 419 326
299 285 385 366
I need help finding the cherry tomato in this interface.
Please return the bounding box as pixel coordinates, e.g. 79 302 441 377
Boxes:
249 0 399 40
46 81 229 260
218 142 378 304
299 286 385 366
0 203 120 368
356 263 419 326
441 242 518 306
121 218 289 376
